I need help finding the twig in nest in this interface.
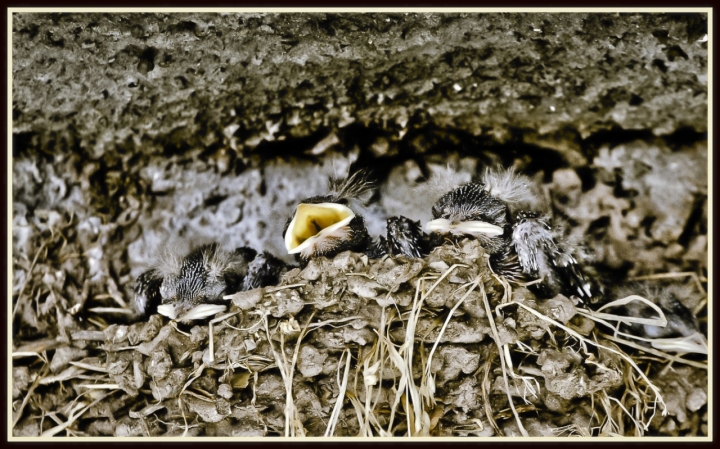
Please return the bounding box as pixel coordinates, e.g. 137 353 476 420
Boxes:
87 307 134 315
263 312 315 437
598 332 707 369
41 389 118 436
480 280 529 437
325 348 352 437
206 311 240 364
421 276 480 408
263 283 307 294
388 264 468 436
180 363 206 396
480 346 502 436
13 363 50 429
12 237 50 319
578 299 707 354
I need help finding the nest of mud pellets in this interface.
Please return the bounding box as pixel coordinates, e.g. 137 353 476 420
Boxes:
13 237 709 437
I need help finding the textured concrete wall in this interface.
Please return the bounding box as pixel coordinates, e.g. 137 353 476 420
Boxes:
13 12 707 158
12 11 708 277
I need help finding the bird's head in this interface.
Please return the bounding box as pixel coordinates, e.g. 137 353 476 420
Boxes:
426 182 509 240
154 244 246 321
283 171 374 260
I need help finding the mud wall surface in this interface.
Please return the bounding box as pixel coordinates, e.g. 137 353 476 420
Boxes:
12 12 708 271
11 12 708 438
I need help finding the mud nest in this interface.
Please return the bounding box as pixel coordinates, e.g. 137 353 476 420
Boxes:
11 11 708 439
12 237 708 437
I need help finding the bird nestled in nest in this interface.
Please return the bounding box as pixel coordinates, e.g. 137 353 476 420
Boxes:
133 166 595 321
283 170 375 263
283 170 433 261
369 215 431 258
612 282 702 341
134 243 285 321
423 167 594 301
130 163 705 355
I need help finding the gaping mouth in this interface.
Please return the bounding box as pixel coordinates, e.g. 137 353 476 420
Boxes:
285 202 355 254
425 218 504 237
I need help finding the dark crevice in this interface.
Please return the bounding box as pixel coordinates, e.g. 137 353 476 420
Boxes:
640 215 656 238
587 216 610 239
575 166 596 192
677 194 707 246
204 194 228 208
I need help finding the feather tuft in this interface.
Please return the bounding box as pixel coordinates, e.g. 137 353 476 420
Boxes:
482 166 534 208
153 243 186 278
327 169 375 204
412 164 472 209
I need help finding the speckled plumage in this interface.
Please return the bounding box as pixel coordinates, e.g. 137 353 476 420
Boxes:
429 174 593 301
430 181 511 255
366 235 389 259
432 182 511 229
242 251 288 291
133 243 285 319
386 216 429 258
366 216 430 259
510 212 592 300
133 269 163 316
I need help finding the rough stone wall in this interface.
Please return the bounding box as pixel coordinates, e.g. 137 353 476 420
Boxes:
13 13 708 156
12 12 708 275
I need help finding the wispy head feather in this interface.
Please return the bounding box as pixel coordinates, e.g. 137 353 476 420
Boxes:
328 169 375 204
203 245 246 279
153 242 188 278
482 166 534 209
412 163 473 208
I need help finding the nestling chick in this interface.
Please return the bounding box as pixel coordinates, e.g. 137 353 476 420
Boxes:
133 269 163 317
614 282 701 340
369 215 430 258
511 211 593 299
426 180 510 255
283 170 374 263
133 243 285 321
242 251 288 291
425 167 593 300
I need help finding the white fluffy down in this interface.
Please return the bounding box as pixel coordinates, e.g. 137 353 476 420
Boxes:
482 166 534 209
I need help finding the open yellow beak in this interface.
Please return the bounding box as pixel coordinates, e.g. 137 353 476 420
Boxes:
285 202 355 255
425 218 504 237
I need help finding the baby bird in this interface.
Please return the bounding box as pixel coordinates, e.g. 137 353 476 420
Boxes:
242 251 287 291
613 282 701 341
510 211 593 299
283 170 374 263
133 269 163 317
369 216 430 258
425 167 593 300
426 180 510 255
133 243 285 321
